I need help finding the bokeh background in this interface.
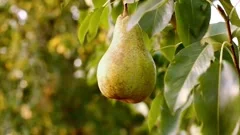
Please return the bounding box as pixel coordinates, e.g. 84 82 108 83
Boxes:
2 0 239 134
0 0 158 134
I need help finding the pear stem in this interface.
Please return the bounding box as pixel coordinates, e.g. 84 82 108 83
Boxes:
123 3 128 17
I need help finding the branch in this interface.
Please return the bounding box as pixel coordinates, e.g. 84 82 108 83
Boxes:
123 3 128 17
217 5 240 76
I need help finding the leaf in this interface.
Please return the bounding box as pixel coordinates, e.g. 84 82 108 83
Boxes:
92 0 106 8
233 27 240 42
219 61 240 134
203 22 238 51
128 0 173 36
87 7 104 41
159 99 182 135
164 42 214 112
159 25 180 61
128 0 165 30
202 22 229 51
148 93 163 131
100 7 109 29
175 0 211 46
194 61 240 135
179 104 197 131
194 62 219 135
220 0 240 27
78 13 92 44
232 42 239 67
78 7 105 44
149 96 186 134
138 0 174 36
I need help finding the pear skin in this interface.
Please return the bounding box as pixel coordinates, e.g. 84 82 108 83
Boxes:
97 14 156 103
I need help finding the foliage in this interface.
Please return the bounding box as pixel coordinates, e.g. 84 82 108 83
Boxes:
1 0 240 134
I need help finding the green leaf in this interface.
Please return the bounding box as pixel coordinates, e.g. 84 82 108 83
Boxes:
203 22 238 51
92 0 106 8
233 27 240 42
194 62 219 135
78 13 92 44
179 104 197 131
138 0 174 36
194 61 240 135
148 93 163 131
149 96 186 134
204 22 229 42
159 100 181 135
159 25 180 61
87 7 104 41
232 42 239 67
175 0 211 46
128 0 165 29
128 0 173 36
220 0 240 27
164 42 214 112
159 96 192 135
219 61 240 134
78 7 105 44
100 6 109 29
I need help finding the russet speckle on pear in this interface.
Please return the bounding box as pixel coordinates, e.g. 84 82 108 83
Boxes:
97 13 156 103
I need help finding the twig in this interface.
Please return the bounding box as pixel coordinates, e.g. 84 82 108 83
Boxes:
123 3 128 17
217 5 240 76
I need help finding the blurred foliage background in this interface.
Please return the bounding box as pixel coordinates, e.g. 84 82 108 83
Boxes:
0 0 162 134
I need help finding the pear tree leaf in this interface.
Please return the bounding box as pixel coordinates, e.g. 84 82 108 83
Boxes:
194 62 219 135
149 95 187 134
203 22 229 51
159 94 193 135
92 0 106 8
138 0 174 37
164 42 214 112
128 0 173 36
148 93 163 131
127 0 165 30
159 99 182 135
219 61 240 134
233 29 240 67
78 7 105 44
232 42 239 67
100 6 109 29
203 22 238 51
78 13 92 44
233 27 240 42
159 25 180 61
87 7 105 41
194 61 240 135
175 0 211 46
220 0 240 27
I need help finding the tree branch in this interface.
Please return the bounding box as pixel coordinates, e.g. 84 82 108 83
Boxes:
217 5 240 76
123 3 128 17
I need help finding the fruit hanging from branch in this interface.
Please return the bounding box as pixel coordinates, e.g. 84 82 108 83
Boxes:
97 3 156 103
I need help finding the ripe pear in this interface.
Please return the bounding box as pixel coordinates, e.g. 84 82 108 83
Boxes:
97 11 156 103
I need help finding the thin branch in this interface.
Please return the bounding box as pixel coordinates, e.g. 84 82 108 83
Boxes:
217 5 240 76
123 3 128 17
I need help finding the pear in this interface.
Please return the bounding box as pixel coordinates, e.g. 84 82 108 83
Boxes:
97 6 156 103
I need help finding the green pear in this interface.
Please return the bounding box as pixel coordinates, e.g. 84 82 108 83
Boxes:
97 12 156 103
